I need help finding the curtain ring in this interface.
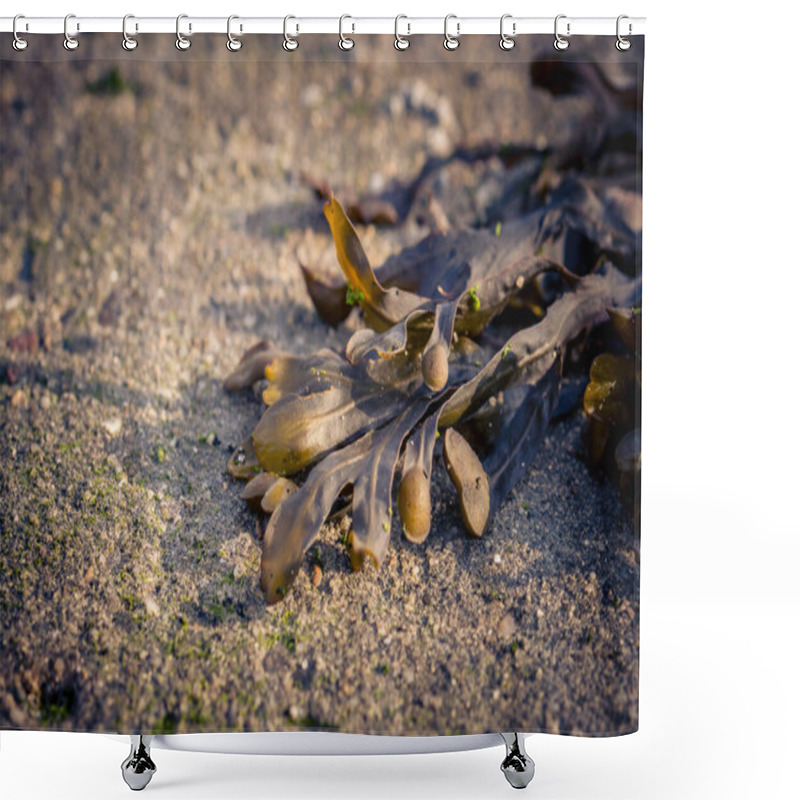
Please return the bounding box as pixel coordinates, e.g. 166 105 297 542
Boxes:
176 14 191 50
227 15 243 51
554 14 570 51
394 15 410 51
283 15 299 51
499 14 516 51
12 14 29 51
122 14 138 51
63 13 79 51
339 14 354 50
443 14 460 51
616 15 632 51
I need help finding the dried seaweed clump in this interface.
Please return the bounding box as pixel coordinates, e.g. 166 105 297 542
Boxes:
225 191 639 605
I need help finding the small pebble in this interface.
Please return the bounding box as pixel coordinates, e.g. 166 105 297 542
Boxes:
498 612 516 639
4 364 20 384
98 291 121 326
4 294 22 311
6 328 38 353
300 84 323 108
143 594 160 617
102 417 122 437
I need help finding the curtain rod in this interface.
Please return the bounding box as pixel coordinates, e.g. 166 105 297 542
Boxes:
0 16 646 37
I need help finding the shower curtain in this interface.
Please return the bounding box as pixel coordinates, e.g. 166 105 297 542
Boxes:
0 30 643 739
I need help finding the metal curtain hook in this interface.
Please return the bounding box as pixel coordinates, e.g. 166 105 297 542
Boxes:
443 14 460 51
554 14 570 51
283 15 299 51
499 14 516 50
122 14 138 51
176 14 191 50
63 13 79 51
616 14 632 51
394 15 410 50
12 14 29 51
339 14 354 50
227 15 243 51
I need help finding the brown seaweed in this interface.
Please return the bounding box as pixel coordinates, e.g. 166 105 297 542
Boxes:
483 358 563 510
304 185 624 334
251 347 424 476
223 340 278 392
421 300 459 391
439 266 638 429
398 406 445 544
226 168 640 605
260 392 432 603
443 428 491 539
240 471 285 512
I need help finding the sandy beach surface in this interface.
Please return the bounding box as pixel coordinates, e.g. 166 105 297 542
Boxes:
0 35 639 736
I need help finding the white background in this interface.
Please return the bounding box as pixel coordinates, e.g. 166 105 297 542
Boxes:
2 1 799 798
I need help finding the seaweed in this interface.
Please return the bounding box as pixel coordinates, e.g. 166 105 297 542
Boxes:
226 192 639 605
224 60 641 605
583 306 642 502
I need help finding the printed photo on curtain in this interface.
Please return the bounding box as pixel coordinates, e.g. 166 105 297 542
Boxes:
0 24 643 789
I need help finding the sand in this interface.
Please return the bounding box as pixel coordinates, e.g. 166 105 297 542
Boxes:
0 34 639 736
